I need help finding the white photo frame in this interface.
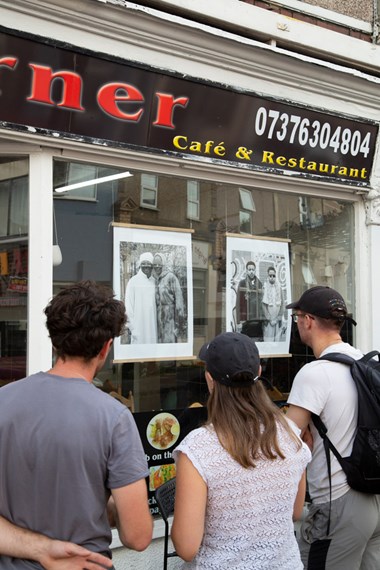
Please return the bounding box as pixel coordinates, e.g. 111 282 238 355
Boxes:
226 234 292 357
113 224 194 362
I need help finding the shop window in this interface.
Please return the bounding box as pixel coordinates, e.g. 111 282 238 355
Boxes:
299 197 324 229
301 261 318 286
239 187 256 234
193 269 207 336
187 180 200 220
53 160 132 201
0 160 28 238
51 158 355 416
0 156 28 388
53 161 98 200
140 173 158 209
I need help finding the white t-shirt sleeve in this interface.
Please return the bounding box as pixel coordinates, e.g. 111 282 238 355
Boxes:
173 428 208 483
287 361 332 416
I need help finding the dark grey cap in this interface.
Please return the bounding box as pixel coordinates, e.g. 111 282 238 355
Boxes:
199 332 260 387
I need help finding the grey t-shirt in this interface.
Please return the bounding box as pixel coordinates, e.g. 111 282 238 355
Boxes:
0 372 148 568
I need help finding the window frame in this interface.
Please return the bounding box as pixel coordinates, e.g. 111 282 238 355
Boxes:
239 187 256 234
140 173 158 209
187 180 200 221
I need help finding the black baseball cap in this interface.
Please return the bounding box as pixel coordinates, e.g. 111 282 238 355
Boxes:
286 286 357 325
198 332 260 387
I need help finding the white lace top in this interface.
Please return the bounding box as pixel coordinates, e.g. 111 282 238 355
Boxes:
173 420 311 569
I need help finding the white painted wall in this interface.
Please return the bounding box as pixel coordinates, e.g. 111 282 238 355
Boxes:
141 0 373 28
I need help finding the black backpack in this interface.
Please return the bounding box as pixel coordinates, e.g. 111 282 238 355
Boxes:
311 351 380 495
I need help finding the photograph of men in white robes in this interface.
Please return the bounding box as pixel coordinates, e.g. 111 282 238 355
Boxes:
125 252 157 344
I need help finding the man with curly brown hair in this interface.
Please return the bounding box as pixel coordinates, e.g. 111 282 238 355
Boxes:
0 281 152 569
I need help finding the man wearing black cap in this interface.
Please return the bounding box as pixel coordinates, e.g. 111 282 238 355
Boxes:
286 286 380 570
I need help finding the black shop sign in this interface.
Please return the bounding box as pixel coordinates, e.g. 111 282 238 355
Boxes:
134 407 207 515
0 28 378 186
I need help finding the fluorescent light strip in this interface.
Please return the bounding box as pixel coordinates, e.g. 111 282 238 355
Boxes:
54 171 133 193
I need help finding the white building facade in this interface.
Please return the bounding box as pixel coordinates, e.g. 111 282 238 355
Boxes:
0 1 379 568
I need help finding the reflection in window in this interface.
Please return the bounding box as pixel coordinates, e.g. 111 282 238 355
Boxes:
239 187 256 234
51 158 355 414
299 197 324 229
53 161 98 200
0 160 28 238
0 156 28 388
239 210 252 234
187 180 200 220
193 269 207 336
140 173 158 208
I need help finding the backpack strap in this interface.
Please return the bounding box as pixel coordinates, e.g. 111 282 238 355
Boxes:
311 352 355 536
311 413 350 535
318 352 355 366
313 352 353 461
322 350 380 366
311 414 346 470
360 350 380 364
311 414 335 535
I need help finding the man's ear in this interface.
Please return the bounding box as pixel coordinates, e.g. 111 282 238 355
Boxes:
305 314 315 330
99 339 113 359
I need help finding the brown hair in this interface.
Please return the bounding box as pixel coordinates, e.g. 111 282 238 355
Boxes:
207 373 301 468
314 315 344 332
44 280 126 361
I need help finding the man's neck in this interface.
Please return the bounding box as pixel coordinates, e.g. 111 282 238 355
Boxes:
48 358 95 383
312 335 344 359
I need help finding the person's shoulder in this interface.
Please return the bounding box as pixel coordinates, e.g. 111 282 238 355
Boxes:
0 373 29 392
293 359 325 381
177 425 210 447
295 348 358 381
126 273 138 286
0 372 48 400
174 426 217 463
128 272 140 281
12 370 48 385
299 359 327 372
89 385 131 414
168 270 179 280
185 425 209 439
324 342 363 359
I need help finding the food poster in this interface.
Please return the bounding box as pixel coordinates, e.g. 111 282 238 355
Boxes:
134 407 207 515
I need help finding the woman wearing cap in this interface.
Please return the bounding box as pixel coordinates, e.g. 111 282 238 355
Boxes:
171 332 311 569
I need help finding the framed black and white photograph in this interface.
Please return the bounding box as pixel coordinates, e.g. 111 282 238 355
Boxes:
226 234 292 357
113 224 194 362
